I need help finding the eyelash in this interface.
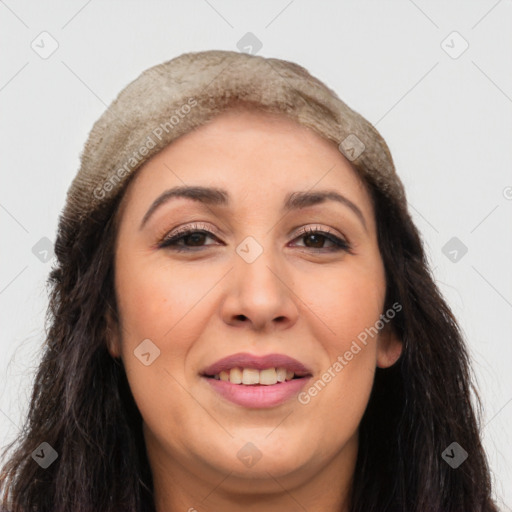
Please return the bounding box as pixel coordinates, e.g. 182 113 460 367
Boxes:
157 222 351 253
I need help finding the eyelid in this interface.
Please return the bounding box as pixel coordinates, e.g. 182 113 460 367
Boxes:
291 224 345 241
159 221 219 240
290 225 352 252
158 221 352 254
160 223 347 243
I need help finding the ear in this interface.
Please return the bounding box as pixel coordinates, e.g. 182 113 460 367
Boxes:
376 321 402 368
105 306 122 359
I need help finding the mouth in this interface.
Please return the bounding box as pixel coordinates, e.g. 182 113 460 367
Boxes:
200 352 312 384
200 352 313 408
202 367 308 385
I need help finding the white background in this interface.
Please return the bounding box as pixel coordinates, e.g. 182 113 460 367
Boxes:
1 0 511 508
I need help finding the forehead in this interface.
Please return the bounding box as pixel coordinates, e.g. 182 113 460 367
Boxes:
117 107 373 221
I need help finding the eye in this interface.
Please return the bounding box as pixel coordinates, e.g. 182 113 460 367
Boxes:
158 223 220 252
158 224 351 253
290 226 351 252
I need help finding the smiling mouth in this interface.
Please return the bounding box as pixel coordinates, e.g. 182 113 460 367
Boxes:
202 367 309 386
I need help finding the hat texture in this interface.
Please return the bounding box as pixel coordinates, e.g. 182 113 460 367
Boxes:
59 49 405 252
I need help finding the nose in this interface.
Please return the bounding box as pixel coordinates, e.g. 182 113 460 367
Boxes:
220 247 300 333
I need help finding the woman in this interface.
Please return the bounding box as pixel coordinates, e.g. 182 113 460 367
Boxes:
0 50 498 511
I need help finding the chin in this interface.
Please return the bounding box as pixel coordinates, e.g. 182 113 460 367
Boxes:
209 441 312 481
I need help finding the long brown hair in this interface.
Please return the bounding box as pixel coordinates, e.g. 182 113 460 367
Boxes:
0 112 499 512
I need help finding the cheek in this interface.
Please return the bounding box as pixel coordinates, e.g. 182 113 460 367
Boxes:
294 261 384 419
299 258 386 352
115 253 212 342
113 255 214 432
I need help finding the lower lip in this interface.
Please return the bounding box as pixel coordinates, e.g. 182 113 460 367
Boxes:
202 376 312 408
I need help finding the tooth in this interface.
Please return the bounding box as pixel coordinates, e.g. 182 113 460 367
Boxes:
242 368 260 385
229 367 243 384
213 367 297 384
259 368 278 385
276 367 287 382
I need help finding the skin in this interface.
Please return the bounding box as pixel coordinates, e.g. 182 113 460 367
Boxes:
107 107 402 512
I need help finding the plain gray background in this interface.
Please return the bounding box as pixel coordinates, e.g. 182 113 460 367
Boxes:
1 0 511 508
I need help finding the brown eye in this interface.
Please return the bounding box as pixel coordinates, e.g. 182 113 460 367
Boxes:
158 225 350 253
302 232 330 248
292 228 350 252
159 229 219 251
180 232 209 246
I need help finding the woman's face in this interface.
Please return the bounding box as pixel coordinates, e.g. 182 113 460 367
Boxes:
108 108 401 501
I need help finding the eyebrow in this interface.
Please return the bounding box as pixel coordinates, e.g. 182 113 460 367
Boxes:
139 185 367 231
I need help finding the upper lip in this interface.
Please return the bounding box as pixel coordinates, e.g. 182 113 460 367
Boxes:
201 352 313 377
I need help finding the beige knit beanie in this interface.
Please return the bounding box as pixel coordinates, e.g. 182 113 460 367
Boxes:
58 49 406 252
